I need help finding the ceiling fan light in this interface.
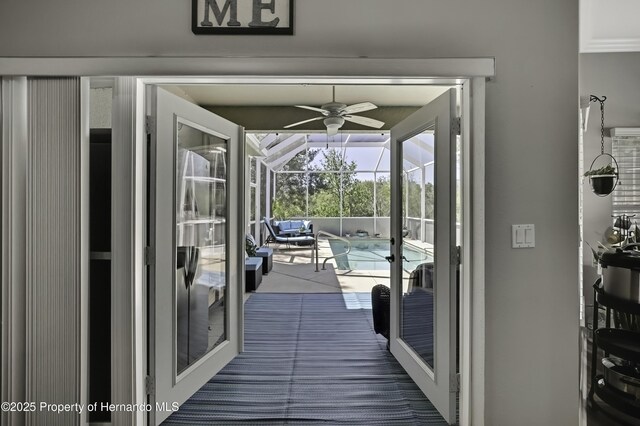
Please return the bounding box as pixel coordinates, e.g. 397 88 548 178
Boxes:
323 116 345 135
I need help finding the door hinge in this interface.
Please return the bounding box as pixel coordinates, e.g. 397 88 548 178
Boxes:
452 245 461 266
145 246 155 266
455 373 461 392
451 117 461 136
145 375 155 395
145 115 155 135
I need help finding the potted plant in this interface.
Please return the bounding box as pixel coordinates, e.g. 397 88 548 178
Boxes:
584 164 618 196
245 234 257 257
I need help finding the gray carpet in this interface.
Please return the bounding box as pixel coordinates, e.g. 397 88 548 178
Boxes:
163 293 448 425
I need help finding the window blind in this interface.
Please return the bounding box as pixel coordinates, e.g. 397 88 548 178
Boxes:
612 137 640 220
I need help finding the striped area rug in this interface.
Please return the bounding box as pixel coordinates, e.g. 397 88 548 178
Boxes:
163 293 447 425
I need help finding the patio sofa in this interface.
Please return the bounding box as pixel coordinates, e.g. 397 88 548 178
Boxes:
264 218 315 247
272 219 313 236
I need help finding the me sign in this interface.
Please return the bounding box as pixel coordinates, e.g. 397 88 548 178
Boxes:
192 0 294 35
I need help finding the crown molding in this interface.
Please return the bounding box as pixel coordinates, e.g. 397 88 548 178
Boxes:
580 0 640 53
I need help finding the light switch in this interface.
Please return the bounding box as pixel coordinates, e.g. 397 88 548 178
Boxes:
512 224 535 248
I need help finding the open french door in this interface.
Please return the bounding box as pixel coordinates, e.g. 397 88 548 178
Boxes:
389 88 458 424
148 87 244 425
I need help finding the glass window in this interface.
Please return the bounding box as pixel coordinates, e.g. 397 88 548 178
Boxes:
613 136 640 218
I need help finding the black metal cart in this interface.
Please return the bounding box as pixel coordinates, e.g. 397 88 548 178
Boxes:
589 278 640 421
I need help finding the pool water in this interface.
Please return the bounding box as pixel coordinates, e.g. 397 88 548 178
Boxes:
328 238 430 270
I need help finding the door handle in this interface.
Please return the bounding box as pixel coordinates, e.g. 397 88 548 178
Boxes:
385 254 395 263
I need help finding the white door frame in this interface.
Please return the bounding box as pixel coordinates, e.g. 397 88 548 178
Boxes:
0 57 491 426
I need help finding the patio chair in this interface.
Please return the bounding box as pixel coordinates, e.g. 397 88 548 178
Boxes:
264 218 315 248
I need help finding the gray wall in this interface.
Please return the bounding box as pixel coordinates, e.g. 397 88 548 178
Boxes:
580 53 640 291
0 1 580 424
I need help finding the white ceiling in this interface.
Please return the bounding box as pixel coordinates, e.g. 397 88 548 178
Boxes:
164 84 451 107
580 0 640 52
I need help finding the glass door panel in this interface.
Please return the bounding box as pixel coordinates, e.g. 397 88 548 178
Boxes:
401 132 436 370
175 120 228 374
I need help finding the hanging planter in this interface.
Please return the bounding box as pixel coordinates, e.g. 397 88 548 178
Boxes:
584 95 619 197
585 155 618 196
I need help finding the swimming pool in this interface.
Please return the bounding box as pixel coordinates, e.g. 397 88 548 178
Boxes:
328 238 431 270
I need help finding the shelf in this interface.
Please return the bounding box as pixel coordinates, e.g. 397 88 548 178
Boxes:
183 176 226 183
595 329 640 363
178 218 226 225
594 375 640 419
595 288 640 315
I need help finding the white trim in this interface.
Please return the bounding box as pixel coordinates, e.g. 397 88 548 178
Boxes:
459 79 471 426
581 39 640 53
254 159 262 243
610 127 640 138
580 0 640 53
470 77 486 425
265 134 305 157
111 77 146 425
1 76 28 426
134 78 148 426
79 77 90 426
0 57 495 79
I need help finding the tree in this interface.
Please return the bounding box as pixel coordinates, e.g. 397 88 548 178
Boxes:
309 149 346 217
271 150 309 218
375 175 391 217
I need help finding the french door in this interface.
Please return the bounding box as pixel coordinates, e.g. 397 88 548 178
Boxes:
148 87 244 425
389 89 458 424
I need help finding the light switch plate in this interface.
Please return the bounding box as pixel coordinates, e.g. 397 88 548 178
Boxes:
512 224 535 248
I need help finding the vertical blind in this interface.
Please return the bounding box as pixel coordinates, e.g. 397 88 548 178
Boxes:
612 137 640 220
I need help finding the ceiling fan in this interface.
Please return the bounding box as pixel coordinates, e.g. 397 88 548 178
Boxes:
284 86 385 136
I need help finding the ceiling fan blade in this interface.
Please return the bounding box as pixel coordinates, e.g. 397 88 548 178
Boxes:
343 115 385 129
294 105 328 114
341 102 377 114
283 116 324 129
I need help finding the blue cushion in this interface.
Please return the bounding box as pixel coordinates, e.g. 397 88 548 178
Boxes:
274 219 312 232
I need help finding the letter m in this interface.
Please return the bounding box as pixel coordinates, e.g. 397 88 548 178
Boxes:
201 0 240 27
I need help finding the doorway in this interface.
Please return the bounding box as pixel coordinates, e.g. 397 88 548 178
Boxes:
144 78 476 423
